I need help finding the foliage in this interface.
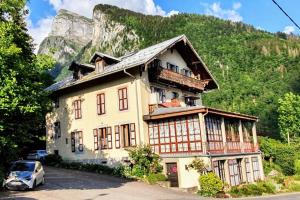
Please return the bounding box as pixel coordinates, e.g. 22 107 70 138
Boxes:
229 181 276 197
0 0 54 178
126 145 162 177
146 173 167 184
75 4 300 138
199 172 223 197
263 160 282 175
294 160 300 175
44 154 63 166
278 92 300 142
259 136 297 175
188 158 206 173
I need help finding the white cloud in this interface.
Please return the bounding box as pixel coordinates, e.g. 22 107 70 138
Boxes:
204 2 243 22
27 0 178 52
167 10 179 17
27 16 54 53
283 25 295 34
47 0 176 18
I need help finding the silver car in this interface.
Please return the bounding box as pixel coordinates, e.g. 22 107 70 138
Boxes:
3 160 45 190
27 150 48 161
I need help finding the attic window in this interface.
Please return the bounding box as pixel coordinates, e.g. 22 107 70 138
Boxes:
166 62 179 73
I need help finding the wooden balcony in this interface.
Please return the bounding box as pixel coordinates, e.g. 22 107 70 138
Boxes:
149 66 209 92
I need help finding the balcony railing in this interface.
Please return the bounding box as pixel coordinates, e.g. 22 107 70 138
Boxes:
149 66 209 92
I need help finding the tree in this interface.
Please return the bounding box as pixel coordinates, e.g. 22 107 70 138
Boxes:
0 0 54 172
278 92 300 144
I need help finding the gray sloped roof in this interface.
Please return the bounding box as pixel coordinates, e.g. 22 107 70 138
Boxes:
46 34 219 92
45 76 74 92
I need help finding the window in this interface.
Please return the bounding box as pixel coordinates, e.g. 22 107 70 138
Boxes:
245 158 252 182
185 97 196 107
225 119 240 152
71 131 83 153
148 115 202 154
115 123 136 148
93 127 112 150
151 87 166 103
205 115 223 153
228 159 243 186
54 121 61 139
97 93 105 115
182 69 192 77
74 100 82 119
53 97 59 108
213 160 226 182
252 157 260 181
166 62 179 73
118 88 128 111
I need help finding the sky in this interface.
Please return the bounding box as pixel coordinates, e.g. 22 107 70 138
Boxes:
26 0 300 52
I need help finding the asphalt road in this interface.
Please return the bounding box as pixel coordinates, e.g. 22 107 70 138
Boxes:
0 167 299 200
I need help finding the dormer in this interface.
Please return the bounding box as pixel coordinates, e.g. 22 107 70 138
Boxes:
69 62 95 80
90 52 120 73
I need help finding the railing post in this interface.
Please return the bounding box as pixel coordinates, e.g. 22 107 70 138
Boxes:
221 117 227 154
252 122 258 151
238 120 244 153
198 113 207 154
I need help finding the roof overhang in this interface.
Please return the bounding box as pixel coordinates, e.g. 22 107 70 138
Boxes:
89 52 120 64
68 61 95 71
143 107 258 121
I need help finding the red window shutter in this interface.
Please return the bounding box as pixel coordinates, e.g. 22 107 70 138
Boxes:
107 127 112 149
71 132 75 152
130 123 136 146
78 131 83 152
93 129 99 150
115 125 120 149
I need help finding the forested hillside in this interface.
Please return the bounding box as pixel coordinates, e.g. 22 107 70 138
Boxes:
42 4 300 137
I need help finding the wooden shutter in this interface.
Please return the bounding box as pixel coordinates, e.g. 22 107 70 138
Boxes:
57 122 61 138
78 131 83 152
71 132 75 152
93 129 99 150
130 123 136 146
115 125 120 149
107 127 112 149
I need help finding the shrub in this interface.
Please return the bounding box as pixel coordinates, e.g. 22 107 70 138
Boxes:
294 160 300 175
229 181 276 197
146 173 167 184
44 154 62 166
113 165 132 178
288 183 300 192
188 158 206 173
127 145 162 176
199 172 223 197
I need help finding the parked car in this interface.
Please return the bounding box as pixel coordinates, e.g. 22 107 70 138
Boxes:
27 150 48 161
3 160 45 190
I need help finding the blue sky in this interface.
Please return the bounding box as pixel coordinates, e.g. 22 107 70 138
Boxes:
26 0 300 51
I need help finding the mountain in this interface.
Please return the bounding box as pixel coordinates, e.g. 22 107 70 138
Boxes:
38 4 300 137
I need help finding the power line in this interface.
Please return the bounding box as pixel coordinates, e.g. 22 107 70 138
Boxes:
271 0 300 31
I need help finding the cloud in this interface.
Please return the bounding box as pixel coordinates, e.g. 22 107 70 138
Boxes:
204 2 243 22
47 0 176 18
283 25 295 34
27 0 178 52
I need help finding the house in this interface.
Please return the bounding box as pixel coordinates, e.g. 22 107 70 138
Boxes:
45 35 264 189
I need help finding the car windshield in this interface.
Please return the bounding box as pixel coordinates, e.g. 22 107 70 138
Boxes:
11 162 35 172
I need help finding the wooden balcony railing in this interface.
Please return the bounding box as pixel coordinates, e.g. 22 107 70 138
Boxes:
149 66 209 92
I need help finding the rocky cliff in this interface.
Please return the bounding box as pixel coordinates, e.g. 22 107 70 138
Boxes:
38 7 140 80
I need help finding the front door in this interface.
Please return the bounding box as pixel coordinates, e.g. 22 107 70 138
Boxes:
166 163 179 187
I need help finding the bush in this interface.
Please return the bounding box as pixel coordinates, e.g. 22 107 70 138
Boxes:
146 173 167 184
44 154 62 166
294 160 300 175
199 172 223 197
229 181 276 197
127 145 162 177
263 160 282 175
288 183 300 192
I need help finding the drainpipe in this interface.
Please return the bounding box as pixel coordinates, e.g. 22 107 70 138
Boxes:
123 69 142 145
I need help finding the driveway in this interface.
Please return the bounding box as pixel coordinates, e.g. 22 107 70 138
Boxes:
0 167 299 200
0 167 205 200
